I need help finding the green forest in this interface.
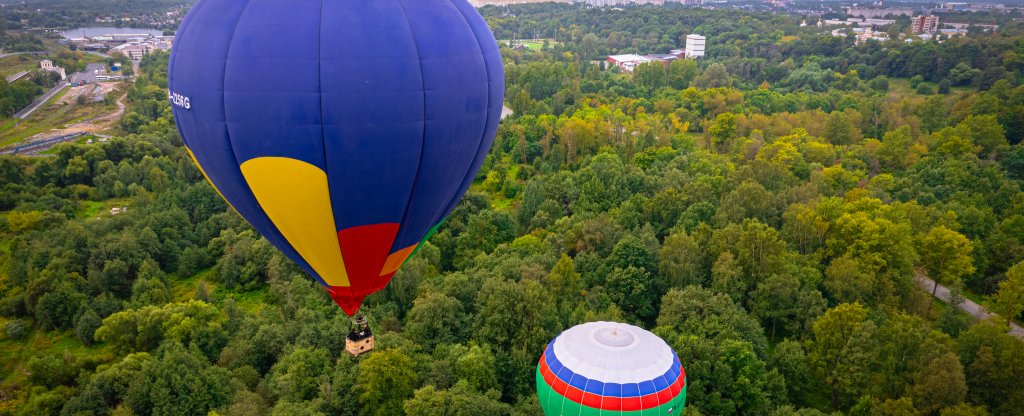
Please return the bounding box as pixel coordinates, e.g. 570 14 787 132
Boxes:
1 4 1024 416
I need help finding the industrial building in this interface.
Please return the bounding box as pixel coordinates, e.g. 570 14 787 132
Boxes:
110 36 173 60
606 34 705 71
823 18 896 27
645 53 678 62
607 54 652 72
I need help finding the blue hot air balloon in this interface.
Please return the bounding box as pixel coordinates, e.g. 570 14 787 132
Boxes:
168 0 504 316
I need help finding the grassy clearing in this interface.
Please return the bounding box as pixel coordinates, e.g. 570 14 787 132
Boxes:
0 324 115 386
0 55 38 78
0 118 16 135
71 197 132 220
886 78 918 96
491 163 521 212
171 268 215 302
74 201 104 219
80 52 107 65
498 39 559 50
468 155 522 212
490 193 515 211
213 286 269 312
885 78 970 97
71 135 95 145
171 268 268 314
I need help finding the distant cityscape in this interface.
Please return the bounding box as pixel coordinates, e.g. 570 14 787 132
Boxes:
490 0 1009 52
65 32 173 60
469 0 1022 16
89 6 187 30
469 0 702 6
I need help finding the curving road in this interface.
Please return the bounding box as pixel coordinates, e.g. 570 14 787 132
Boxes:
916 274 1024 340
0 51 46 59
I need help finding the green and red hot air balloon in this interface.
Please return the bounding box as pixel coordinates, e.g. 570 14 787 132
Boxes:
537 322 687 416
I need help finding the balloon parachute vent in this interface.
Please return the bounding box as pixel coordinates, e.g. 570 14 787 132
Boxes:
593 325 636 348
345 314 374 356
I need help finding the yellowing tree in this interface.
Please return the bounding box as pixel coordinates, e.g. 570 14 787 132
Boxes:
920 226 975 314
991 261 1024 326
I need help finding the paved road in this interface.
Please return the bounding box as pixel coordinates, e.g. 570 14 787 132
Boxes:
916 274 1024 340
0 51 46 59
13 82 69 119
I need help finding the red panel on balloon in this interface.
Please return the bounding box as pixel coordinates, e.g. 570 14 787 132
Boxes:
328 288 365 316
338 223 400 293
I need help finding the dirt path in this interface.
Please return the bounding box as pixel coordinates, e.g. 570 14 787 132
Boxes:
54 93 127 135
6 93 127 154
916 274 1024 340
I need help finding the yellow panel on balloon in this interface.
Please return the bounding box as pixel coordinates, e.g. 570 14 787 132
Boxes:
240 157 350 287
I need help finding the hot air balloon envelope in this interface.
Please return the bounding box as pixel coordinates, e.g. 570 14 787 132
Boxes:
168 0 504 315
536 322 687 416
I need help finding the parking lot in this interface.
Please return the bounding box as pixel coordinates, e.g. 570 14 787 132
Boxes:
69 63 111 85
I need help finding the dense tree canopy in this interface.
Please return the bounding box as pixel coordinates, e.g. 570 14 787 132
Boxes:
1 4 1023 416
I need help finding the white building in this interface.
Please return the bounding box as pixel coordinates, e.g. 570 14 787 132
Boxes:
824 18 896 27
607 54 651 72
685 34 706 58
39 59 66 80
112 43 149 60
104 33 152 41
111 37 172 60
854 27 890 44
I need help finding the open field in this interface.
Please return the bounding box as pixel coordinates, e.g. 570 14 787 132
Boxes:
886 77 972 96
0 54 40 78
0 321 115 388
498 38 559 50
